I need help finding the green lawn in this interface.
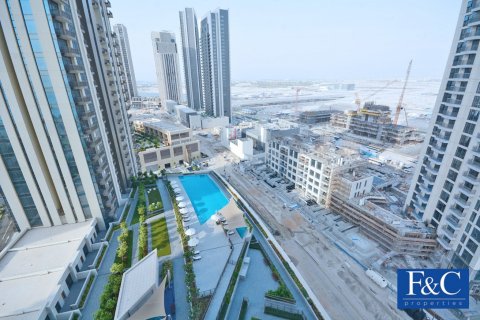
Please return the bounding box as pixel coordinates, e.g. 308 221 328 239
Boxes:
147 187 163 208
151 217 171 257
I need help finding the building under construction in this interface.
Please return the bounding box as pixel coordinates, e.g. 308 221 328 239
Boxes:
328 161 437 258
330 102 424 144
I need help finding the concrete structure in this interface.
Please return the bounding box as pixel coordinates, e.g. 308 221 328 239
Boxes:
331 103 423 144
179 8 203 111
131 96 161 109
266 135 359 206
0 0 136 230
329 162 437 257
175 105 202 129
406 0 480 277
115 250 166 320
113 24 138 101
137 120 200 172
230 138 254 160
299 110 340 124
0 220 103 319
200 9 231 120
246 119 300 151
151 31 182 105
201 115 230 129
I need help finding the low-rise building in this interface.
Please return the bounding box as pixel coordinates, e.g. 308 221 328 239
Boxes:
137 120 201 172
328 162 437 257
299 110 341 124
175 105 202 129
246 119 299 151
131 96 161 109
0 220 104 320
266 135 358 206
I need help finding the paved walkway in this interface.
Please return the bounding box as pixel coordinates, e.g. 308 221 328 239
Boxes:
131 224 140 265
203 241 243 320
157 179 189 320
82 194 138 319
82 228 121 320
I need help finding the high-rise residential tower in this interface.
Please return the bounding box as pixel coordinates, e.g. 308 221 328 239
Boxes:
0 0 136 231
405 0 480 274
179 8 203 111
113 23 138 101
151 31 182 105
200 9 231 121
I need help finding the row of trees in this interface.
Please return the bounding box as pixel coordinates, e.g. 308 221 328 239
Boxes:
95 223 130 320
166 182 201 319
138 207 148 259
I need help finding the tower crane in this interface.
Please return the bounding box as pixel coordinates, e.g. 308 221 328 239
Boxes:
354 80 398 111
393 60 413 126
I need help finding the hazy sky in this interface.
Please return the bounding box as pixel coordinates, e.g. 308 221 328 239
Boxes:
111 1 461 82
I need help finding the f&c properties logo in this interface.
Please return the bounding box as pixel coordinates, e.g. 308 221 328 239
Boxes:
397 269 469 309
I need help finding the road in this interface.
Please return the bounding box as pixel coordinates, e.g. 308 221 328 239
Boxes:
223 164 409 320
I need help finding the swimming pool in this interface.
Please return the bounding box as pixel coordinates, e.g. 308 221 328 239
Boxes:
179 174 229 224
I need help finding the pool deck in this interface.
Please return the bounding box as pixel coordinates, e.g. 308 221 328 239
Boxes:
169 175 241 295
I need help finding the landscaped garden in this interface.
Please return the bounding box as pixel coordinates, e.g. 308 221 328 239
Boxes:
151 217 171 257
94 223 132 320
147 187 163 213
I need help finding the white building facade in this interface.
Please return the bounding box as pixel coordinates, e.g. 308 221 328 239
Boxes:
114 23 138 101
151 31 182 105
200 9 231 121
405 0 480 274
0 0 135 230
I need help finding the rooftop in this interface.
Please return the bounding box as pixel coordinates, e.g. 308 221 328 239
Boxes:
144 120 189 133
115 250 159 319
0 220 95 320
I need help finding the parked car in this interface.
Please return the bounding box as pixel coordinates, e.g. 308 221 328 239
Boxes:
194 250 200 255
227 230 235 235
193 255 202 261
183 217 190 222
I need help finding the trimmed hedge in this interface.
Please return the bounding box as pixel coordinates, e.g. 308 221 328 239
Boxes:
264 306 303 320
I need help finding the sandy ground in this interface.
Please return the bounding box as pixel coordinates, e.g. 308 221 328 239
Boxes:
223 165 410 320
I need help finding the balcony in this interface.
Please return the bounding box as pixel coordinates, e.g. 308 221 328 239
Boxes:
432 130 451 143
463 172 480 184
50 6 73 23
57 28 76 41
65 64 83 74
442 98 463 105
435 120 455 130
454 194 471 208
442 225 457 238
468 158 480 170
107 10 113 18
446 214 461 229
60 47 80 57
71 79 88 89
429 142 447 153
105 0 111 7
460 183 475 196
445 85 467 93
450 205 467 218
79 109 96 120
73 96 91 105
449 72 471 79
437 236 452 250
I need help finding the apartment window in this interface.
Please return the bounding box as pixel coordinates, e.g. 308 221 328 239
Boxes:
461 250 473 264
464 122 476 135
467 239 478 254
447 170 458 182
455 147 467 159
472 96 480 108
440 191 450 202
471 212 477 223
459 135 471 147
444 180 454 192
468 109 480 122
476 200 480 211
472 228 480 242
461 234 467 243
466 223 473 233
433 210 442 221
452 158 462 170
436 201 446 212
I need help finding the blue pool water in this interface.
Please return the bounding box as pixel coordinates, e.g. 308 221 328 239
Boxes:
179 175 229 224
236 227 247 238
